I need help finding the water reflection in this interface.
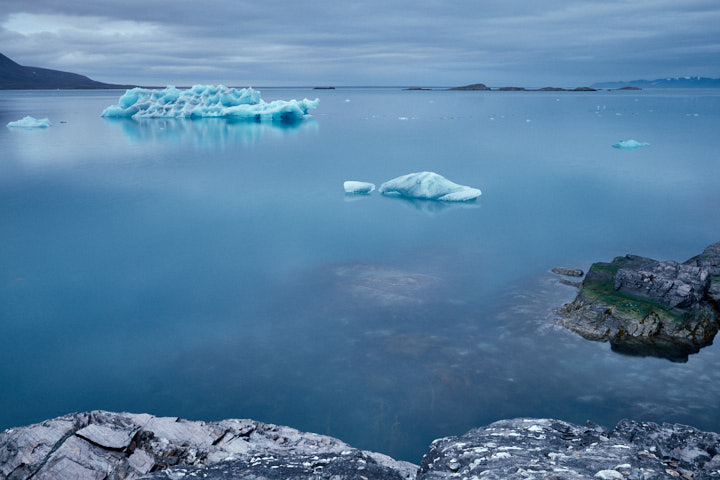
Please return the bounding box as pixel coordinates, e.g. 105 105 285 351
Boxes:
106 117 318 148
386 196 481 214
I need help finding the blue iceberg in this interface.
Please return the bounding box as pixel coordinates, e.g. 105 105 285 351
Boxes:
344 181 375 194
613 139 650 149
101 85 318 122
7 116 51 128
379 172 481 202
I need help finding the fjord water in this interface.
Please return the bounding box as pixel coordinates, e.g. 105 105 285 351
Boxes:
1 88 719 462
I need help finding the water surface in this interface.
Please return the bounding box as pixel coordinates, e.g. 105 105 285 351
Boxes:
1 88 719 462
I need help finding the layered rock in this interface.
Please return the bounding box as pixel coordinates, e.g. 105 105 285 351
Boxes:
419 418 720 480
4 413 720 480
559 242 720 361
0 411 416 480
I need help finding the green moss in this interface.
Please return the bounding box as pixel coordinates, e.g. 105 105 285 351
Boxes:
588 262 619 277
580 261 684 325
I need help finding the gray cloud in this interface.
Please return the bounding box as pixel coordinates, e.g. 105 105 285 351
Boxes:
1 0 718 86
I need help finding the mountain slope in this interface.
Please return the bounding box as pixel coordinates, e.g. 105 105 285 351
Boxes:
592 76 720 89
0 52 134 90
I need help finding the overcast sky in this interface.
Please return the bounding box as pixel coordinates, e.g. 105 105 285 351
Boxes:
1 0 719 87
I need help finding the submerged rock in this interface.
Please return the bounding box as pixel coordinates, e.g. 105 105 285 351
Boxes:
419 418 720 480
559 242 720 361
0 411 417 480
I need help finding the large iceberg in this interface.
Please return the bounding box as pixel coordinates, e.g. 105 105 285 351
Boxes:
379 172 482 202
613 139 650 149
7 116 51 128
101 85 318 122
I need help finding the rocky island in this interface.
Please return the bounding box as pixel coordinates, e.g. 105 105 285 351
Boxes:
448 83 598 92
3 411 720 479
559 242 720 361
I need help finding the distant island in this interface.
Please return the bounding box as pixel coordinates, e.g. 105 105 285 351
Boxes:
0 52 134 90
592 76 720 89
448 83 598 92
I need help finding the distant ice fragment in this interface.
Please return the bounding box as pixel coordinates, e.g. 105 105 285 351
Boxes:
7 116 51 128
344 181 375 195
101 85 318 122
379 171 481 202
612 139 650 149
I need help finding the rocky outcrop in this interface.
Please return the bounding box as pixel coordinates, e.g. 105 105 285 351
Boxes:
419 418 720 480
559 242 720 361
4 413 720 480
0 411 416 480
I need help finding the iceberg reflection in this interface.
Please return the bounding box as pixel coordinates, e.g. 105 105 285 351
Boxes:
106 117 318 148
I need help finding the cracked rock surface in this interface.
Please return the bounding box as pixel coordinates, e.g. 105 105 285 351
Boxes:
0 411 417 480
418 418 720 480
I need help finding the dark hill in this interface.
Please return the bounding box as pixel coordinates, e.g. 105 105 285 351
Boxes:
0 52 134 90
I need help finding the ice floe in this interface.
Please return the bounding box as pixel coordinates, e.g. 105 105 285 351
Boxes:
101 85 318 122
6 116 51 128
379 171 481 202
344 181 375 194
612 139 650 149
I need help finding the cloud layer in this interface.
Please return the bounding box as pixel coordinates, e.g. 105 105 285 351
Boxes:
1 0 719 86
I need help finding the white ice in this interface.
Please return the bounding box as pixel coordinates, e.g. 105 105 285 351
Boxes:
379 171 481 202
612 139 650 149
344 181 376 194
7 116 51 128
101 85 318 122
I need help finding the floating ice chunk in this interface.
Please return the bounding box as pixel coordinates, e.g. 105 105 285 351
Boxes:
612 139 650 149
344 181 375 194
7 116 51 128
379 171 481 202
101 85 318 122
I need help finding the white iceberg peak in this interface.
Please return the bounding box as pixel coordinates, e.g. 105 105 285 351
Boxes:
7 116 51 128
344 181 375 194
379 172 481 202
101 85 318 123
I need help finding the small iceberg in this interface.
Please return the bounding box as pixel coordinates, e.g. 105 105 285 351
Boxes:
379 172 481 202
7 116 51 128
612 139 649 149
101 85 318 123
344 181 375 194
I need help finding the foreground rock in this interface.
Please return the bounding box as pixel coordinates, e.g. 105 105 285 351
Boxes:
4 413 720 480
0 411 416 480
559 242 720 361
420 418 720 480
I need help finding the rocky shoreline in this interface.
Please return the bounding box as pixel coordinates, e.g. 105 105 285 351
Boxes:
558 241 720 361
3 411 720 479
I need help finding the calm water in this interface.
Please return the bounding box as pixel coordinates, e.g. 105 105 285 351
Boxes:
1 88 719 462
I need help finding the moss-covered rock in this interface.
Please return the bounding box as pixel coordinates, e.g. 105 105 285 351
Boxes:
560 243 720 362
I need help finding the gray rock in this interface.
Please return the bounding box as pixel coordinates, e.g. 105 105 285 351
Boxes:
4 412 720 480
685 241 720 303
418 418 720 480
559 243 720 361
553 267 585 277
0 411 417 480
613 256 709 309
